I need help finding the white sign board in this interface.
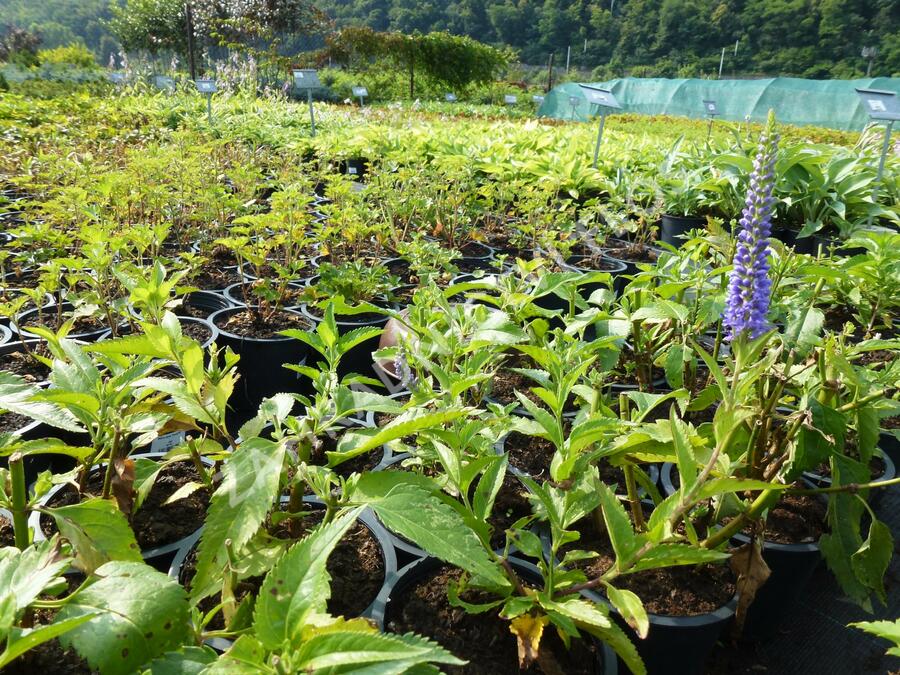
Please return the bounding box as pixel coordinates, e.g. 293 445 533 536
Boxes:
579 85 621 110
703 99 719 116
195 79 217 94
108 72 125 84
292 69 322 90
855 88 900 121
445 93 457 102
154 75 175 91
504 94 518 105
352 86 368 98
533 95 545 103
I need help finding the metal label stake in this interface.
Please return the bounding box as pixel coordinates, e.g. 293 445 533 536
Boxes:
352 86 368 107
855 88 900 227
194 79 218 124
293 69 322 137
703 99 719 141
579 86 622 169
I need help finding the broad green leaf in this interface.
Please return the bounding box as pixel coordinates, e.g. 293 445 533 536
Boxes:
364 485 510 589
0 539 71 619
48 498 142 574
851 519 893 606
142 646 217 675
56 561 190 675
0 615 96 670
628 544 728 573
850 619 900 658
597 482 638 563
294 629 464 671
253 508 363 650
606 586 649 639
192 437 287 599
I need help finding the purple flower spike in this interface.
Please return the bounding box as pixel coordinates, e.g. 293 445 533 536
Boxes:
723 111 780 341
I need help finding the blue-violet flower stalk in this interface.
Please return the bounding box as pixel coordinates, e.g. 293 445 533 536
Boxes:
723 111 780 340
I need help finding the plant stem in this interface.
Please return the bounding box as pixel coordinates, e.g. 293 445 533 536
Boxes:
788 476 900 495
9 452 30 550
702 488 781 549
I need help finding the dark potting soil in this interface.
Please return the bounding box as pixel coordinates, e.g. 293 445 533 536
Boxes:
387 565 602 675
217 308 309 339
20 312 107 334
563 517 736 617
181 509 384 627
0 410 31 433
503 430 555 478
454 258 498 274
191 263 243 290
605 363 667 392
484 473 533 549
40 461 211 550
603 242 659 264
0 343 52 382
226 283 304 307
565 254 620 272
4 576 95 675
0 513 15 546
883 415 900 430
1 267 40 289
750 492 827 545
823 305 899 343
179 320 212 344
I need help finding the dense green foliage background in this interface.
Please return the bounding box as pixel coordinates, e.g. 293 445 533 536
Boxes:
1 0 898 79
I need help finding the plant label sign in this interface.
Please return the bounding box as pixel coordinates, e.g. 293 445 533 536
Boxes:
445 93 457 102
195 80 217 94
703 99 719 116
108 72 125 84
533 95 545 103
154 75 175 91
568 95 580 107
150 431 186 453
855 88 900 121
352 86 368 98
579 85 621 111
504 94 518 105
292 69 322 90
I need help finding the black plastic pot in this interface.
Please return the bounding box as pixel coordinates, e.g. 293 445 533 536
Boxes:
176 316 218 349
338 157 369 180
374 554 618 673
802 447 895 508
181 290 233 319
168 496 397 652
660 463 822 643
0 418 82 487
601 244 663 279
660 214 705 248
299 303 392 384
222 281 304 309
0 339 50 386
0 289 55 328
563 254 630 297
454 241 494 261
210 306 311 411
880 430 900 467
13 301 114 342
32 447 211 571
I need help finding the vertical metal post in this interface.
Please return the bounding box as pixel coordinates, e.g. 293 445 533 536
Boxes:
358 95 364 107
592 113 607 169
185 2 197 81
868 120 894 227
566 46 571 73
706 116 714 141
206 93 212 124
718 47 726 79
308 89 316 137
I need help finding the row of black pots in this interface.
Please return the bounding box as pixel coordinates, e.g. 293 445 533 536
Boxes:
659 463 824 645
166 495 398 653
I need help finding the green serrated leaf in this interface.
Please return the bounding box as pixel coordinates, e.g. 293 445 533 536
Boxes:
47 498 142 574
56 561 190 675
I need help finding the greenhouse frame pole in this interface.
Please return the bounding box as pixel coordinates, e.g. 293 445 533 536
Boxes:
868 120 893 227
592 112 607 169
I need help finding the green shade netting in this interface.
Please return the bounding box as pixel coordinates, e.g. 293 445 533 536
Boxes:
538 77 900 130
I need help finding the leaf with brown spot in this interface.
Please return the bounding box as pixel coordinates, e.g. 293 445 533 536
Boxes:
111 458 135 516
509 612 549 670
730 541 770 638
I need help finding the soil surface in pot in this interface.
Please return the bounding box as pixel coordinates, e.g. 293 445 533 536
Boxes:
744 492 827 545
387 565 601 674
179 319 213 344
483 473 532 549
489 356 576 413
19 311 107 334
40 461 211 550
603 242 659 265
181 509 384 627
823 305 899 344
563 513 736 616
0 513 15 547
0 342 52 382
217 308 309 339
565 253 620 272
0 410 32 434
